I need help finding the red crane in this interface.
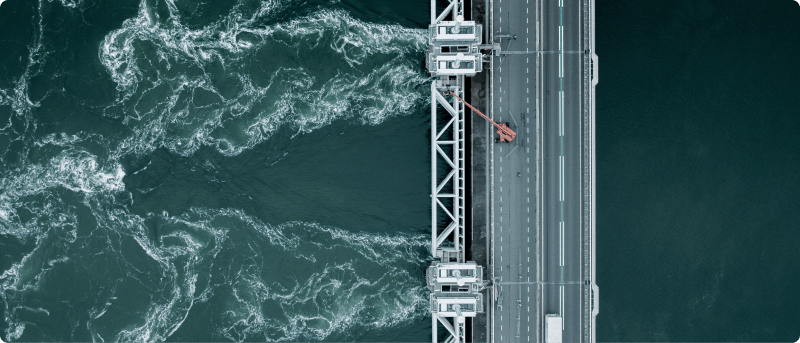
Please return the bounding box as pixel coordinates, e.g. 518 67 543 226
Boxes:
448 91 516 142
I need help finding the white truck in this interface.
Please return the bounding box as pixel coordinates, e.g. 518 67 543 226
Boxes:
545 314 563 343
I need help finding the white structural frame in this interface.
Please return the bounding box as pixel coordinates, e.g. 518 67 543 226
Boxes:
431 80 466 264
430 2 472 343
430 0 467 265
428 261 485 343
581 1 598 342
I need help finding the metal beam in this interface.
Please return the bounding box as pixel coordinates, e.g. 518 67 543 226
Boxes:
435 1 457 24
498 50 584 55
436 222 457 247
436 91 458 117
437 316 458 338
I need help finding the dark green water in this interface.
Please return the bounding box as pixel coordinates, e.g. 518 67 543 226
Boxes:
597 0 800 341
0 0 436 341
1 0 799 341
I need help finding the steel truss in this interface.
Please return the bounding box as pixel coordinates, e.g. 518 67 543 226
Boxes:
430 2 472 343
431 79 466 264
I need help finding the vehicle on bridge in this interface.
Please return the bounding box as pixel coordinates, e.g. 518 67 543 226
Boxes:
545 314 563 343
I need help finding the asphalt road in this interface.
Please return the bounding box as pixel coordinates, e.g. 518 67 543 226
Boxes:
490 0 589 342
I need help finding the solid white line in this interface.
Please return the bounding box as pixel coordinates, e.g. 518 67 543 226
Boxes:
559 156 564 200
559 92 564 136
560 222 564 266
560 157 563 193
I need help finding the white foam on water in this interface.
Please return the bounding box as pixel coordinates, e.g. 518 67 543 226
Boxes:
80 207 229 342
6 204 426 342
1 178 428 342
0 213 79 341
99 0 429 158
0 0 47 150
0 150 124 239
4 322 23 342
209 216 429 342
0 148 125 340
1 0 431 340
0 151 124 203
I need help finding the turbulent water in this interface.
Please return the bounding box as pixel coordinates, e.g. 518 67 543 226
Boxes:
0 0 434 341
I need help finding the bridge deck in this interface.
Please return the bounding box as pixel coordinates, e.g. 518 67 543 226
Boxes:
487 0 596 342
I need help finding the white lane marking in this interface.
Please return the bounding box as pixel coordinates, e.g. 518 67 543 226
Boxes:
559 92 564 136
560 222 564 266
561 159 565 201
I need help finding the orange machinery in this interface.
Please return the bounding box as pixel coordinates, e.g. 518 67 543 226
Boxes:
448 91 516 142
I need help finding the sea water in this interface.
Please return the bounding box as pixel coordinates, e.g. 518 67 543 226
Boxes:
0 0 434 341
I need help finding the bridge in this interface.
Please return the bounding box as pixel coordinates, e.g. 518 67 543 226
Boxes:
425 0 597 343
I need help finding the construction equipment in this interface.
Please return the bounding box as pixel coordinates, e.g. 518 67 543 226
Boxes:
448 91 516 142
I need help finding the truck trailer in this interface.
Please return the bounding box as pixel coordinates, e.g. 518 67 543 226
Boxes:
545 314 563 343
